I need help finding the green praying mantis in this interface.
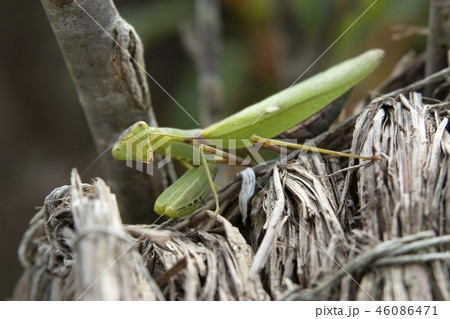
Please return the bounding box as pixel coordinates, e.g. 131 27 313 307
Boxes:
112 49 384 218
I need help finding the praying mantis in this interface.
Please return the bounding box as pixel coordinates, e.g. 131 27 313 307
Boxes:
112 49 384 218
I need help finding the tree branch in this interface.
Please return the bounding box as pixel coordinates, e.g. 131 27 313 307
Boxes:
41 0 168 223
425 0 450 96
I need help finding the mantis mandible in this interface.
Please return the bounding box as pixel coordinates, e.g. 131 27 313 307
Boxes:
112 49 384 218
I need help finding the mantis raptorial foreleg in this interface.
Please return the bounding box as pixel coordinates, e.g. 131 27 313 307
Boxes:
195 143 252 216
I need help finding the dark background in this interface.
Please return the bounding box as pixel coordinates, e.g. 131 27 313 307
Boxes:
0 0 427 299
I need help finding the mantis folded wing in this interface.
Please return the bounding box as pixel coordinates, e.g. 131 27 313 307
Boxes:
112 49 384 218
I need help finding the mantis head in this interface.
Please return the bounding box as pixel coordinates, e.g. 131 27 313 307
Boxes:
112 121 153 162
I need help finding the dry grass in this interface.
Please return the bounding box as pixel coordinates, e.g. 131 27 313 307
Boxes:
14 93 450 300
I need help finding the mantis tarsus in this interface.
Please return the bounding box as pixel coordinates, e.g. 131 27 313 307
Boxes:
112 49 384 218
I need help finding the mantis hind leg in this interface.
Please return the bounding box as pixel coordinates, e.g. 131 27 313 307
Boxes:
250 134 375 160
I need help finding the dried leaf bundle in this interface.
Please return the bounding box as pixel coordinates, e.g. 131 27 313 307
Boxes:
14 94 450 301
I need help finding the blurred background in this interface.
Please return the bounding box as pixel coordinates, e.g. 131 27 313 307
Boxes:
0 0 428 299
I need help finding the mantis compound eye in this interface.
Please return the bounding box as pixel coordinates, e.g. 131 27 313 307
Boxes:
131 121 149 135
111 144 126 160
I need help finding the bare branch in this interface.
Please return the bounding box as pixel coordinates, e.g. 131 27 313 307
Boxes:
425 0 450 95
41 0 169 223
